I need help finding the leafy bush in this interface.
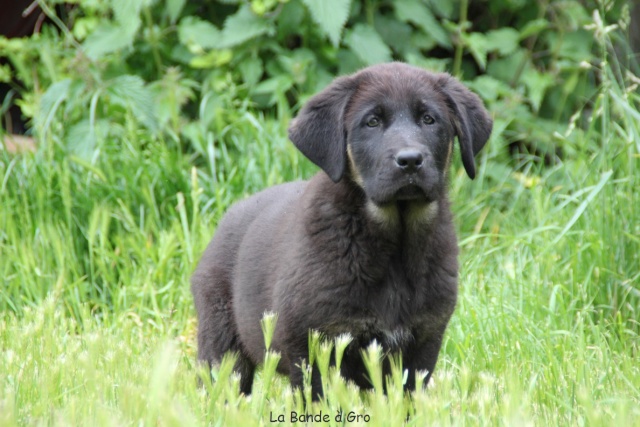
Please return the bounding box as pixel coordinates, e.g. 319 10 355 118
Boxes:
0 0 635 162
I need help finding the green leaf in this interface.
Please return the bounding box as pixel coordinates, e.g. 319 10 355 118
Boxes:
166 0 186 24
302 0 352 47
38 79 71 131
277 1 305 38
519 18 549 39
404 52 448 72
277 49 316 85
82 23 136 59
71 16 99 40
467 75 515 102
394 0 450 48
66 119 111 161
112 0 144 34
345 24 392 66
485 28 520 56
336 49 362 75
148 69 196 130
375 14 413 54
251 0 281 16
219 5 271 48
464 28 520 70
189 50 233 68
522 67 554 112
487 49 528 82
106 75 158 132
0 64 12 83
253 75 294 105
253 75 294 94
462 32 488 70
428 0 455 20
546 30 593 62
178 16 222 52
239 56 264 87
81 0 146 59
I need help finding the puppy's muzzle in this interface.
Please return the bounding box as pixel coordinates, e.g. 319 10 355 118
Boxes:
395 150 424 173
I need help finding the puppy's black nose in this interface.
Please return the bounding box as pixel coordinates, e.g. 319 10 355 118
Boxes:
395 150 424 172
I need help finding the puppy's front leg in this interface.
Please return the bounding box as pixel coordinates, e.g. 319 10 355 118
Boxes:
283 325 325 401
403 332 446 391
288 352 324 401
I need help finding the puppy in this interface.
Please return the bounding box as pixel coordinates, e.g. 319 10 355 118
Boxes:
191 62 492 398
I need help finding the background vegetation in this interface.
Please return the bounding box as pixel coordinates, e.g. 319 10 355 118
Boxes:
1 0 638 425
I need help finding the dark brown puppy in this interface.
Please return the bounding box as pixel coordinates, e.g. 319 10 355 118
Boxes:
191 62 492 397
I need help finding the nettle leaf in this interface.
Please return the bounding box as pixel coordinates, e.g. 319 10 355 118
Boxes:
302 0 352 47
83 23 136 59
251 0 282 16
112 0 145 34
189 50 233 68
178 16 222 52
219 5 271 48
428 0 455 20
336 49 362 75
467 75 515 103
277 1 305 38
465 28 520 70
519 18 549 39
253 75 294 106
71 16 99 40
0 64 13 83
487 49 527 82
394 0 450 48
547 30 594 62
63 79 87 117
106 75 158 132
253 75 294 94
463 33 489 70
239 56 263 87
66 119 111 161
148 67 197 128
83 0 146 59
345 24 392 66
522 67 554 112
166 0 186 24
485 28 520 56
404 53 448 72
38 79 71 130
278 48 316 85
375 14 413 55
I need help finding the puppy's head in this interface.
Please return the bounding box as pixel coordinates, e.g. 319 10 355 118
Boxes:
288 62 492 206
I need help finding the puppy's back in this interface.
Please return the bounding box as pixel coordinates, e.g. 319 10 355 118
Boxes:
192 181 307 296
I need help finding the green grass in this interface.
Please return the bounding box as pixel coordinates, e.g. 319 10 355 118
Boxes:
2 54 639 427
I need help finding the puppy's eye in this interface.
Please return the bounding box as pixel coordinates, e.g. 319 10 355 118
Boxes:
422 114 435 125
366 117 381 127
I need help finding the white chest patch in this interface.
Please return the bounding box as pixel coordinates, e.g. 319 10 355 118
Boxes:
381 327 414 350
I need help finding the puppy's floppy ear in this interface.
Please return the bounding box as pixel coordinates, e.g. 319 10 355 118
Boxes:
439 75 493 179
288 75 358 182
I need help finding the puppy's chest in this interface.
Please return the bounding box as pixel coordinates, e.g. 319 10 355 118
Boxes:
329 265 443 349
303 204 457 345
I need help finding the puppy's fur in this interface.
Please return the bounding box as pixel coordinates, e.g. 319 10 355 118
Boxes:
191 62 492 397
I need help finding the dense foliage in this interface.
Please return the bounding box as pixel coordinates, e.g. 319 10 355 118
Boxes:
0 0 634 156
